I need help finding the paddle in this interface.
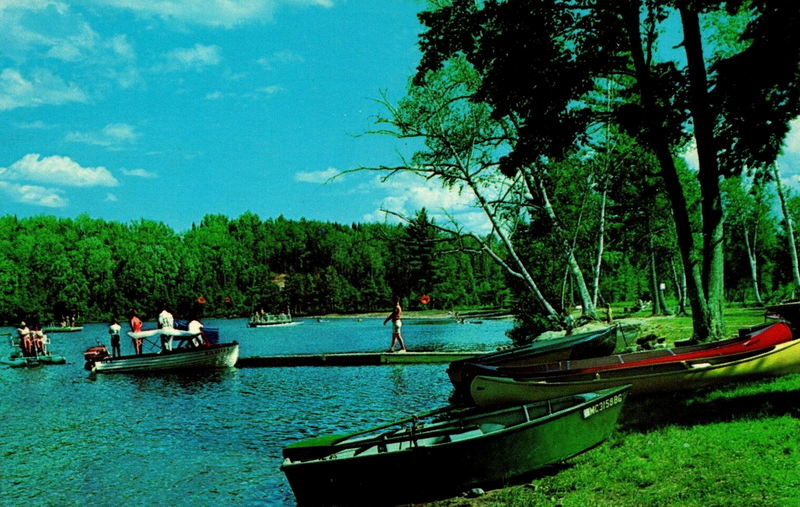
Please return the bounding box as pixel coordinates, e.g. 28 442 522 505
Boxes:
283 404 457 457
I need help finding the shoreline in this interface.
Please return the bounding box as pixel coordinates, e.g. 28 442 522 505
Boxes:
306 310 515 320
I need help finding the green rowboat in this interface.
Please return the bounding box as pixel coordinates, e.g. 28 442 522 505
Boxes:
281 385 630 504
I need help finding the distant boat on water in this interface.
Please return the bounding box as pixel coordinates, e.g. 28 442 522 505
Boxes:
248 311 299 327
43 326 83 333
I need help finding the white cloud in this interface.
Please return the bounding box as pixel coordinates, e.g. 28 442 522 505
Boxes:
85 0 333 28
121 168 157 178
0 154 118 187
15 120 50 129
257 84 283 95
257 50 304 70
0 181 67 208
295 167 339 183
160 44 221 72
362 173 492 234
65 123 140 148
104 192 118 201
0 68 87 111
784 118 800 156
0 1 67 13
44 21 99 62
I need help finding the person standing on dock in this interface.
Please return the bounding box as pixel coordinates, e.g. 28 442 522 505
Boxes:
129 310 143 355
383 296 407 353
109 319 122 357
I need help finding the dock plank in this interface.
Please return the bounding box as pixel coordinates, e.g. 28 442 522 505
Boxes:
237 351 483 367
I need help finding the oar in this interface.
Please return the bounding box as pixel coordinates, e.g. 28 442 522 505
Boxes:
284 404 456 453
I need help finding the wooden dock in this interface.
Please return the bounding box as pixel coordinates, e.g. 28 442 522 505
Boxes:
236 351 483 367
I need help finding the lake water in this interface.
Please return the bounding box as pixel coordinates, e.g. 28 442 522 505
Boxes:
0 317 513 505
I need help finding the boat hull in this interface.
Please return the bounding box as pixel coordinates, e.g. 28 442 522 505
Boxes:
89 343 239 373
281 386 628 504
470 338 800 407
448 325 620 394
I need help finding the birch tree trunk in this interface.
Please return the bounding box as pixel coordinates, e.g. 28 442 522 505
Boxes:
743 228 763 304
671 256 688 316
524 171 597 319
592 189 607 308
773 165 800 298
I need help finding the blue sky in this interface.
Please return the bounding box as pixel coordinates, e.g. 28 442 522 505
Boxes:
0 0 478 232
0 1 798 234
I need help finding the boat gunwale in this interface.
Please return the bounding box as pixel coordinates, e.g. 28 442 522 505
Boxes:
471 337 800 391
281 385 630 469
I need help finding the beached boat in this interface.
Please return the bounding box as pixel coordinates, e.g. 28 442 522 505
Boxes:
83 326 239 374
281 385 629 505
1 331 66 368
447 324 621 396
469 322 800 407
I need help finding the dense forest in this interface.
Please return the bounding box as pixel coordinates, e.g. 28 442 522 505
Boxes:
3 168 800 335
0 211 510 325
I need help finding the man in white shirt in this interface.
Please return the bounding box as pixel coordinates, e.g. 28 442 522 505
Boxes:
187 319 204 348
158 306 174 352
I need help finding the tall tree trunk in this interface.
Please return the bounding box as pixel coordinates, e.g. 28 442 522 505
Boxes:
527 172 597 319
678 0 725 338
621 0 711 340
773 165 800 297
467 174 562 320
592 189 607 308
743 228 763 304
671 256 688 315
648 221 661 316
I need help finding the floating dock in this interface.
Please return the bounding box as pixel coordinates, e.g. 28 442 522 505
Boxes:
237 351 484 367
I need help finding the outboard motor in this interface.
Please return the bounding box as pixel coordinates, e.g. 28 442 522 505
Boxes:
83 344 110 370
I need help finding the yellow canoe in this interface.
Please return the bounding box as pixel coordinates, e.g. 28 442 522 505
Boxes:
470 338 800 407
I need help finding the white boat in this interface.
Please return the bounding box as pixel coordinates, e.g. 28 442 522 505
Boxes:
84 342 239 373
83 326 239 373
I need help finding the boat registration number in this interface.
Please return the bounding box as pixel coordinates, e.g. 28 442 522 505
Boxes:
582 394 624 419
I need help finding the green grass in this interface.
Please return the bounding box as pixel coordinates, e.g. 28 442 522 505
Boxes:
430 307 800 506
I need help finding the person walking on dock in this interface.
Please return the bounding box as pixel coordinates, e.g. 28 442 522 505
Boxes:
383 296 407 353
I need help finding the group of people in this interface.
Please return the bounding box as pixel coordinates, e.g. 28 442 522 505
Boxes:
16 322 48 357
112 307 206 357
250 308 291 324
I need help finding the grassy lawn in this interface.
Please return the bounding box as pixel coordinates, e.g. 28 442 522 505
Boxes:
430 306 800 506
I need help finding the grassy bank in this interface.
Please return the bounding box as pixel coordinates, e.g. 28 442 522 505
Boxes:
430 306 800 506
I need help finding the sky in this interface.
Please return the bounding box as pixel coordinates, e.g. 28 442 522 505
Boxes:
0 1 798 234
0 0 483 232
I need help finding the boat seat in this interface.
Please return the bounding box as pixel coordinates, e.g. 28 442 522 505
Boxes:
479 423 505 434
448 428 483 441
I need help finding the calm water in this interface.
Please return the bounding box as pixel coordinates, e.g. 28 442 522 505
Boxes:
0 317 513 505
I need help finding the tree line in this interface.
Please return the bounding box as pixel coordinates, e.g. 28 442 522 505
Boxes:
0 212 509 325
